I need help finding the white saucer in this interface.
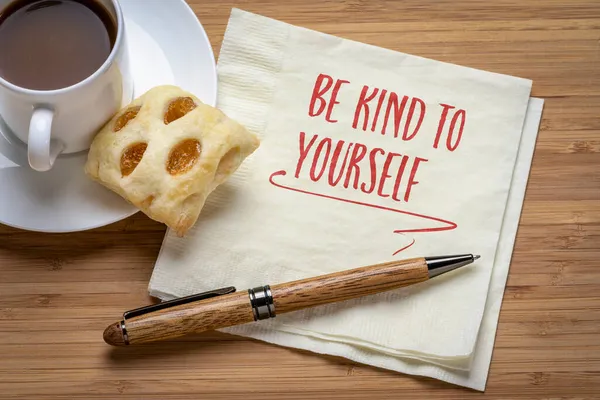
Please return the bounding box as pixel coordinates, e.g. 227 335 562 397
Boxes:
0 0 217 233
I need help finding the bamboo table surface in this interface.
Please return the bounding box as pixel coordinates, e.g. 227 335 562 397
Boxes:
1 0 599 398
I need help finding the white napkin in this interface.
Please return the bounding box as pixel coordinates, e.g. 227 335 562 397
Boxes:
149 9 542 390
218 98 543 391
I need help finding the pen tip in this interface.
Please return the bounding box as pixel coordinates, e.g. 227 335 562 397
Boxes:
474 255 481 260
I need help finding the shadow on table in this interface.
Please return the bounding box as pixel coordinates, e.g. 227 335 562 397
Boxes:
104 331 471 392
0 214 165 272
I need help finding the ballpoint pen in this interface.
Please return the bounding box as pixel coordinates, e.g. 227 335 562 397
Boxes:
104 254 479 346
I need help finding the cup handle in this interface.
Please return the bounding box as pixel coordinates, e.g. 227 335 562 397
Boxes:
28 108 64 171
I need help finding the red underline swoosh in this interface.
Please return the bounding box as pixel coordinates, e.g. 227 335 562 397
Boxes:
268 170 457 256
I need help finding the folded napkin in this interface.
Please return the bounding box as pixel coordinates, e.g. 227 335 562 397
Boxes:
149 9 542 390
218 97 543 390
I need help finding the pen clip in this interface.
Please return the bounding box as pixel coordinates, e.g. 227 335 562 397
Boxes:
123 286 237 320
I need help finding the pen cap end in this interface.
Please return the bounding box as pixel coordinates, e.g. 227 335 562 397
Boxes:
103 322 127 346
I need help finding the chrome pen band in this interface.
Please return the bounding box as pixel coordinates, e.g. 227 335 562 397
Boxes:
248 285 275 321
120 320 130 345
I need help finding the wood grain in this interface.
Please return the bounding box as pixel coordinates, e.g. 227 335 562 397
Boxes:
272 258 429 314
119 259 428 344
125 292 255 345
1 0 599 398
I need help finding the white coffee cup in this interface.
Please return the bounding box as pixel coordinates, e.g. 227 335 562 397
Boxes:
0 0 133 171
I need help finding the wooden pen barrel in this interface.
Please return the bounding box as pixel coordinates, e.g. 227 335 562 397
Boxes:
271 257 429 314
121 257 429 344
124 291 255 345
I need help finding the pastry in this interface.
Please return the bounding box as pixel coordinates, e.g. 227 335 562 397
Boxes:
85 85 260 236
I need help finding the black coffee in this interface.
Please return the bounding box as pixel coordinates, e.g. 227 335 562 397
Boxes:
0 0 116 90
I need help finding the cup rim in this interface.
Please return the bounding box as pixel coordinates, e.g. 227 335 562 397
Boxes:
0 0 125 96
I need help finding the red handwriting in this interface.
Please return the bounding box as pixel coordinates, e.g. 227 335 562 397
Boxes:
295 132 428 203
310 137 332 181
353 86 380 131
269 170 457 256
294 132 318 178
353 85 426 140
360 148 385 194
328 141 352 186
273 73 470 256
309 74 468 152
433 104 467 151
308 74 350 123
343 142 367 190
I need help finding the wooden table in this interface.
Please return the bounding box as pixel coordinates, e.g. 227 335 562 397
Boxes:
1 0 599 398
